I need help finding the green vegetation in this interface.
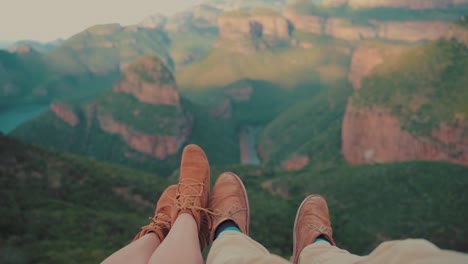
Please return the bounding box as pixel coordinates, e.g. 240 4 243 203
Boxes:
0 135 173 264
46 26 172 74
2 135 467 263
259 82 352 166
176 40 350 89
0 50 117 111
168 30 218 66
97 93 183 135
455 15 468 28
355 40 468 137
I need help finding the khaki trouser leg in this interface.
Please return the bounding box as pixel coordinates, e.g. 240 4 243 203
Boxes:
299 239 468 264
207 231 289 264
299 243 361 264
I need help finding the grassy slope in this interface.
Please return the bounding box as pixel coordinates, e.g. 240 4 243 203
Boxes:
0 50 117 111
10 96 240 175
355 39 468 136
0 135 172 264
176 36 350 89
273 162 468 254
259 82 352 166
47 26 172 74
0 51 49 108
2 135 467 263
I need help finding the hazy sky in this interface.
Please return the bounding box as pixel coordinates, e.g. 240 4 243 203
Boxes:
0 0 196 42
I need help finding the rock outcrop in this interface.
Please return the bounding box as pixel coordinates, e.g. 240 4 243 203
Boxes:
218 13 291 41
97 112 191 159
282 155 310 170
342 102 468 165
113 56 180 106
96 56 191 159
347 0 468 9
284 9 468 42
50 101 79 127
310 0 468 9
86 24 122 36
46 56 192 161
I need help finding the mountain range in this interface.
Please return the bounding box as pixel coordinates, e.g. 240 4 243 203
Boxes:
1 0 468 262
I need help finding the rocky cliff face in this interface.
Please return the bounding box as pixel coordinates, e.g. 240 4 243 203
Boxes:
97 112 190 159
312 0 468 9
347 0 468 9
218 14 290 41
50 101 79 127
96 56 191 160
113 56 180 106
284 9 468 42
48 56 192 161
342 102 468 165
343 41 468 166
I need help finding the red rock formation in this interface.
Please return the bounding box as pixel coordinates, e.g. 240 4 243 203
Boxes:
342 102 468 165
284 8 468 43
97 113 191 160
283 11 323 35
348 0 468 9
97 56 192 160
325 18 376 40
282 155 310 170
375 21 455 43
50 101 79 127
218 14 290 41
113 56 180 106
15 45 32 54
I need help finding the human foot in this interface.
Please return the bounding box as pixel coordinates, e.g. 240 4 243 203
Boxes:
173 144 211 250
292 195 336 264
133 185 178 242
209 172 249 242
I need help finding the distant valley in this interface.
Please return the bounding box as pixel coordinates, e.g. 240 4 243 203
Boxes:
1 0 468 263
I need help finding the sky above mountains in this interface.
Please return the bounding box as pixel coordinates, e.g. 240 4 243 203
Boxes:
0 0 197 42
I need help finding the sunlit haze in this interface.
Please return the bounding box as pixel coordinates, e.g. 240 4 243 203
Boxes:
0 0 196 42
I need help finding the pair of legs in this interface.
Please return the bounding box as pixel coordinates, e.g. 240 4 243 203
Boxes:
103 144 468 264
102 144 211 264
102 214 203 264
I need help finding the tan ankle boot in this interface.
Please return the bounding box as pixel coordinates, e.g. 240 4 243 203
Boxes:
132 185 178 242
173 144 211 250
209 172 249 242
292 195 336 264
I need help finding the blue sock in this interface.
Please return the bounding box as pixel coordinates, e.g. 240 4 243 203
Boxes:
214 220 240 239
314 235 331 245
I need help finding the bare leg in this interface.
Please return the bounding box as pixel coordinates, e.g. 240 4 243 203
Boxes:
148 213 204 264
101 233 161 264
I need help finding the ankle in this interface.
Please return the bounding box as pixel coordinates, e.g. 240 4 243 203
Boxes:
313 235 332 245
214 220 240 239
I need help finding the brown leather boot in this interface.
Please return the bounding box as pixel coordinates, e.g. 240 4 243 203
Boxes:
292 195 336 264
209 172 249 242
173 144 211 250
132 185 178 242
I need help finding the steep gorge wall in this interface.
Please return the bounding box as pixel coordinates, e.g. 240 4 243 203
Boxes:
283 10 468 42
342 103 468 165
218 15 290 41
318 0 468 9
